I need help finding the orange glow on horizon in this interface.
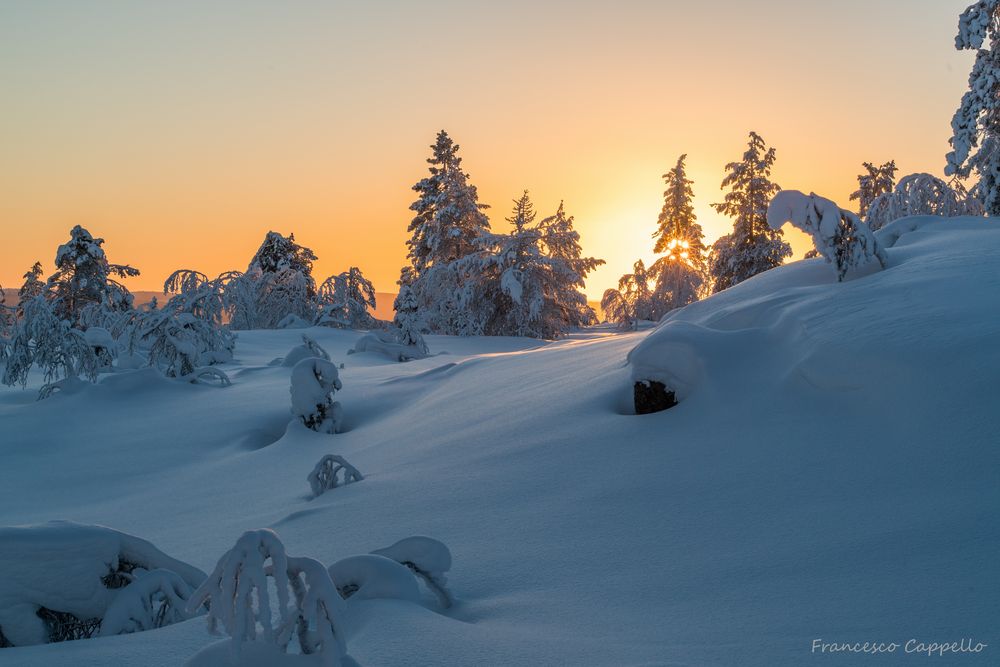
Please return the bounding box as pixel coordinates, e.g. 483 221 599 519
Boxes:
0 1 973 300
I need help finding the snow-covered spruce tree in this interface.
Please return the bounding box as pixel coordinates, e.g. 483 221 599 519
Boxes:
45 225 139 327
709 132 791 293
457 192 548 337
186 529 348 666
768 191 888 281
850 160 897 218
391 276 429 356
226 232 318 329
290 357 343 434
649 154 707 316
947 0 1000 213
865 172 984 230
538 201 605 329
17 262 46 316
316 267 377 330
404 130 491 333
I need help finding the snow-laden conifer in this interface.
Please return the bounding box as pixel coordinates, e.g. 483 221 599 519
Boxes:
46 225 139 326
850 161 897 218
709 132 791 292
947 0 1000 213
538 202 604 329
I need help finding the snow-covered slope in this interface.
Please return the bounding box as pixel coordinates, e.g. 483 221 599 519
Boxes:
0 217 997 665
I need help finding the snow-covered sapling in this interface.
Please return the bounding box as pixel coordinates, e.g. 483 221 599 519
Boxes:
767 191 888 281
308 455 363 497
99 569 199 636
371 536 453 608
327 555 421 603
186 529 348 665
290 357 343 433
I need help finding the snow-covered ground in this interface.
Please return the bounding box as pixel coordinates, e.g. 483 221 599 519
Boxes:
1 217 998 665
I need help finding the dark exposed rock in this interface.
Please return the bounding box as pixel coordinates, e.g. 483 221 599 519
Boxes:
634 380 677 415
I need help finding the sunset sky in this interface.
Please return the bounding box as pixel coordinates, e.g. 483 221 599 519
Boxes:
0 0 976 299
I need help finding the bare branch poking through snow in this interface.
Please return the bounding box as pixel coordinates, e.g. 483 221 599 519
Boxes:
308 455 363 497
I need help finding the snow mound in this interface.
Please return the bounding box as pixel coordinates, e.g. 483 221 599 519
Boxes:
0 522 205 647
629 216 1000 405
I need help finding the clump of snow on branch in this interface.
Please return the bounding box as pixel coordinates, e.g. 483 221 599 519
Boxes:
371 536 453 608
0 521 205 647
307 455 363 497
327 555 421 603
767 191 888 281
185 529 348 666
865 173 983 231
280 334 331 368
290 358 343 434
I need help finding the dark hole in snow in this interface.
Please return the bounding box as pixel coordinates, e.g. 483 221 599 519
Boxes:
36 608 102 643
0 627 13 648
339 583 360 599
633 380 677 415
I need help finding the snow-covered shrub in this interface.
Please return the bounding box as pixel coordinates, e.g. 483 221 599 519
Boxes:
307 454 363 497
348 329 427 362
371 536 453 608
99 569 199 636
0 521 205 647
1 296 99 393
186 529 348 666
291 357 343 433
601 260 656 330
316 267 377 330
280 334 331 368
767 191 888 281
327 555 420 603
865 173 983 231
121 309 232 385
163 269 231 326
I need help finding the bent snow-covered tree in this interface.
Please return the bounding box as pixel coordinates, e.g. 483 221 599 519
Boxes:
709 132 791 293
865 173 984 230
767 191 888 281
186 529 348 666
291 357 343 434
601 260 655 330
947 0 1000 214
371 536 454 609
308 455 363 497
